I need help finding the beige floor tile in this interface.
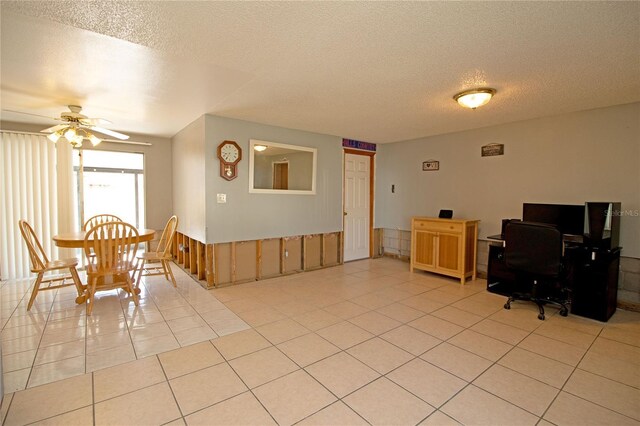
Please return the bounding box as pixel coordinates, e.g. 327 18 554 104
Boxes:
376 302 424 323
254 370 336 425
1 324 44 342
600 325 640 347
544 391 639 426
224 297 267 313
2 349 36 372
39 327 85 348
408 315 464 340
316 321 374 350
159 341 224 379
170 362 247 415
0 393 13 425
237 307 287 327
32 406 94 425
125 309 166 327
534 321 597 349
86 343 137 372
305 352 380 398
86 330 132 354
293 310 342 331
34 340 85 366
27 355 85 388
94 356 166 402
185 391 276 425
322 301 369 320
380 324 442 356
422 289 465 305
229 346 299 388
256 318 310 345
4 374 92 426
349 310 402 335
277 333 340 367
498 347 574 388
272 300 316 317
419 410 462 425
489 305 546 332
159 305 198 321
517 333 587 366
166 315 208 333
132 333 180 358
129 321 173 341
564 369 640 420
344 377 434 425
421 343 492 382
174 325 218 346
448 329 513 361
347 337 413 374
388 358 466 408
1 368 30 393
470 318 530 345
1 335 41 355
589 337 640 365
351 292 394 310
164 418 186 426
579 349 640 388
212 328 272 360
451 297 502 318
399 294 446 313
432 306 484 328
298 401 369 425
473 364 559 416
441 385 538 426
95 382 181 426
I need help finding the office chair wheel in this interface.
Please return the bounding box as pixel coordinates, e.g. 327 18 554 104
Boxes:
504 303 511 310
538 313 545 320
560 308 568 317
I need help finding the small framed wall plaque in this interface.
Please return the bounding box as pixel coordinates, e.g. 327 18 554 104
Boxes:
481 143 504 157
423 160 439 171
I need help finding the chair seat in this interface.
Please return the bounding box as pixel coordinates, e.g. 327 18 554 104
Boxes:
136 252 173 261
42 258 79 270
86 261 137 276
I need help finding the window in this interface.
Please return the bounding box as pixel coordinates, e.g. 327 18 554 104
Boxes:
73 150 145 229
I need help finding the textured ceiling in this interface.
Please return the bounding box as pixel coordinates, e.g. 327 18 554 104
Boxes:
1 1 639 143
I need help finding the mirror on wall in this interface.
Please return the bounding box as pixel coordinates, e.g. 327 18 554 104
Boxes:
248 139 317 194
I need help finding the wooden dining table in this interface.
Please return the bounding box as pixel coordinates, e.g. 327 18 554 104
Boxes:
53 228 156 248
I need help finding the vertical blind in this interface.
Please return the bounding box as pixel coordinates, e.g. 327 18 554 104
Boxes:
0 131 74 279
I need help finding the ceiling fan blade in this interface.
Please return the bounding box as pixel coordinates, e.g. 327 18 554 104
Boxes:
2 109 62 121
80 117 112 126
90 126 130 140
41 124 68 133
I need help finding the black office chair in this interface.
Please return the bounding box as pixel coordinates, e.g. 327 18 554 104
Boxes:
503 221 571 320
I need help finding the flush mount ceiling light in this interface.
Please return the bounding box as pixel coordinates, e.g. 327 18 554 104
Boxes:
453 88 496 109
254 145 267 152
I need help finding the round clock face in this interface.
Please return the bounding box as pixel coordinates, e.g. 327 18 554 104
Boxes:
220 143 239 163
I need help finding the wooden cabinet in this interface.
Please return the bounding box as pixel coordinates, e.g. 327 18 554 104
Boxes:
410 217 479 284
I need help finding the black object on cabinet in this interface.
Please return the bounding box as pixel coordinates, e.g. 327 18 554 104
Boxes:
570 247 621 322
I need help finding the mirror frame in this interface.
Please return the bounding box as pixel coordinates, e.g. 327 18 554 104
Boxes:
248 139 317 195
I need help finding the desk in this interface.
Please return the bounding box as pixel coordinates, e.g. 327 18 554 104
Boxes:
53 228 156 249
487 237 621 321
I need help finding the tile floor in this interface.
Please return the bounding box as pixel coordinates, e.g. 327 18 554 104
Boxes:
1 257 640 426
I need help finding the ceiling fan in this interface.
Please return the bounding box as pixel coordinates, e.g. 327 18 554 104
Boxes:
7 105 129 147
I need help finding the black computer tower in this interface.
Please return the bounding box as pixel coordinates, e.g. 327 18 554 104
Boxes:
571 247 621 322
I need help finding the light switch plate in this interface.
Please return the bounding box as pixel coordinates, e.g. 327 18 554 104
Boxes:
217 193 227 203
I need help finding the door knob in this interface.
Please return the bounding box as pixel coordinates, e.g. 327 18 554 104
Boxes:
343 212 347 216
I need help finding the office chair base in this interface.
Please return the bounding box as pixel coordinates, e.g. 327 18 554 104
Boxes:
503 295 570 321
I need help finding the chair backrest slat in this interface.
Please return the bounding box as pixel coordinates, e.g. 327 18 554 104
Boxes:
83 214 123 231
84 221 139 273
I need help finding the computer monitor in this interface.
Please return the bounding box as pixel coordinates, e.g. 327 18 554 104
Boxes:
522 203 585 236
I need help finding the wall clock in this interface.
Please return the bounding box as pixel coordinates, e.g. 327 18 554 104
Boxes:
217 140 242 181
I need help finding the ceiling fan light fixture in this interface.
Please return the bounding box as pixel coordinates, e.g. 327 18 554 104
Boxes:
47 130 63 143
87 132 102 146
64 127 77 141
453 88 496 109
254 145 267 152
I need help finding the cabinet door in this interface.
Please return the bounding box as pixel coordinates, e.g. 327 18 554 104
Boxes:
437 232 461 272
414 230 437 267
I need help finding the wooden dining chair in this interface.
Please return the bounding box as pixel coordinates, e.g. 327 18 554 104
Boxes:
18 220 85 310
83 221 140 315
135 215 178 288
83 214 123 231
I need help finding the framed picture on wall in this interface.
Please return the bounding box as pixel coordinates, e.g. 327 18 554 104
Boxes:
423 160 439 171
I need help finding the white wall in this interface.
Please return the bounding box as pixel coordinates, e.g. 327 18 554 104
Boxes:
375 102 640 258
172 116 206 241
204 115 343 243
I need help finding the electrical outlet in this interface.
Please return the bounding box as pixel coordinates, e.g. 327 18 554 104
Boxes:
285 250 289 258
217 193 227 203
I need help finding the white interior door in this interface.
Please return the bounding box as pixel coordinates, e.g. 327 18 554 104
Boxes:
344 153 370 261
